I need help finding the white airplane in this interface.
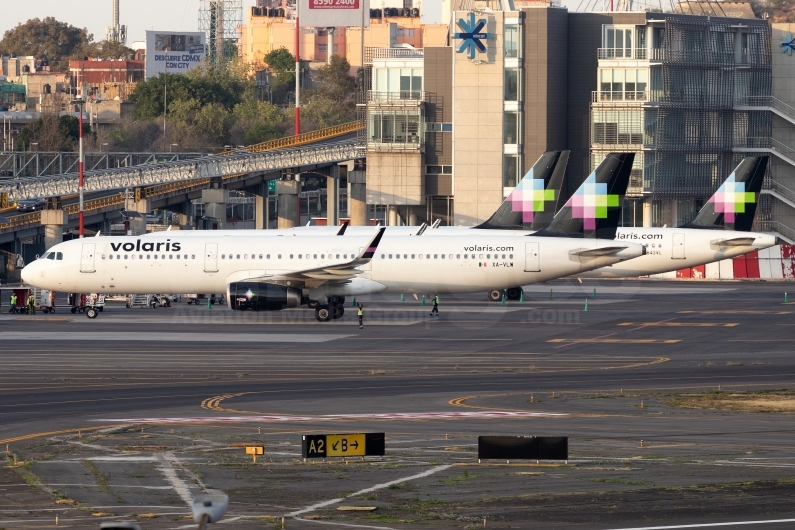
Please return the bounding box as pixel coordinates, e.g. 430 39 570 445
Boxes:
22 154 645 320
573 156 777 279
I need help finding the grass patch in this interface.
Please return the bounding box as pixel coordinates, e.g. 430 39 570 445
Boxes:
665 389 795 413
81 460 125 504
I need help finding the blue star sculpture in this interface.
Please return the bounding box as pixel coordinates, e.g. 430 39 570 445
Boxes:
454 13 490 60
782 33 795 56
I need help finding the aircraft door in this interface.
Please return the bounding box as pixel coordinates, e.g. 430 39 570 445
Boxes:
524 242 540 272
204 243 219 272
672 233 685 259
80 243 96 273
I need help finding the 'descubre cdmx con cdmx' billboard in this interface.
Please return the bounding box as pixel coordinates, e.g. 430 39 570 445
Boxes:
145 31 206 78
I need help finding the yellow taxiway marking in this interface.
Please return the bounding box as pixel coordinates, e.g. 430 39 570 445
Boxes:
618 322 739 327
0 425 120 445
548 338 680 344
678 310 792 315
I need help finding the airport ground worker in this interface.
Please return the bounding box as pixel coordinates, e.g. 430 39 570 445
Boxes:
27 294 35 315
430 294 439 316
9 293 17 314
357 303 364 329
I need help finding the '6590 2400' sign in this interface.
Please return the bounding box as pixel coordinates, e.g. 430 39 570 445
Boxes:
310 0 359 9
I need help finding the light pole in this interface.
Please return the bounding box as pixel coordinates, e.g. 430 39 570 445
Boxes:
295 2 300 135
71 95 86 238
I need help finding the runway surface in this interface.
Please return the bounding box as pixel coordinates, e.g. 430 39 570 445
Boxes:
2 280 795 529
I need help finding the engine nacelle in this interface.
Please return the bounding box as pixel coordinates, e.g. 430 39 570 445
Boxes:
227 282 302 311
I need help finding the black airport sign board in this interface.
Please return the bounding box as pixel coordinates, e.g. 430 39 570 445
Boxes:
302 433 385 459
478 436 568 461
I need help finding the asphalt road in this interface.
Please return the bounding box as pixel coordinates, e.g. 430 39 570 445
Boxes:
2 280 795 529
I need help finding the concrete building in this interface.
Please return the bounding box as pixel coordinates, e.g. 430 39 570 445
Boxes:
360 0 790 236
238 7 449 72
767 23 795 242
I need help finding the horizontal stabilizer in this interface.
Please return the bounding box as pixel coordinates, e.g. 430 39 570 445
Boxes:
710 237 757 247
569 246 630 258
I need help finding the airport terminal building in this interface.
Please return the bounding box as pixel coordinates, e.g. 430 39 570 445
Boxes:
363 0 795 237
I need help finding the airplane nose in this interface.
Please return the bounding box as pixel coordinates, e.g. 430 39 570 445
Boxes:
20 261 37 285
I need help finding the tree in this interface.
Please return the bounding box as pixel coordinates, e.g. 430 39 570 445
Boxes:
0 18 90 72
77 40 136 60
16 114 92 151
302 56 357 127
263 48 305 104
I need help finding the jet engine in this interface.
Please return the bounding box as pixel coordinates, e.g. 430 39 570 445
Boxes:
227 282 303 311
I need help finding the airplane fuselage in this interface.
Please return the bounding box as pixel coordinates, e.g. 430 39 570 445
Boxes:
23 234 643 298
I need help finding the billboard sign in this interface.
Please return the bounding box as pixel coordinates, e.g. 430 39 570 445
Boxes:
298 0 370 28
145 31 206 78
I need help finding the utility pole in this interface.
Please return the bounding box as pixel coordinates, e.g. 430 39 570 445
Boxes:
295 2 300 135
163 79 167 152
70 95 86 237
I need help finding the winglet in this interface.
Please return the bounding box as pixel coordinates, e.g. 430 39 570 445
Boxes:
415 222 428 236
431 219 441 229
359 227 386 260
336 221 349 236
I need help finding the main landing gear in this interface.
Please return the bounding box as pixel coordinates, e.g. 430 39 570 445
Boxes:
313 296 345 322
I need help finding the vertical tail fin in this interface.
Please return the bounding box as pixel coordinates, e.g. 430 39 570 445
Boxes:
680 156 768 232
474 150 569 230
535 153 634 239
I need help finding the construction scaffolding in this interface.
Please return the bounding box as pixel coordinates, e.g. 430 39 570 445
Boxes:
198 0 243 66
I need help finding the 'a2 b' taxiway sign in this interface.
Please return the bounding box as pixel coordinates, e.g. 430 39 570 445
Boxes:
302 433 385 459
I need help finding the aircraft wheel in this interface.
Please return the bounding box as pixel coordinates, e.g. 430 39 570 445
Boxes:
332 304 344 320
78 307 85 313
506 287 523 301
315 305 332 322
71 307 77 314
86 308 98 319
488 290 503 302
42 308 50 314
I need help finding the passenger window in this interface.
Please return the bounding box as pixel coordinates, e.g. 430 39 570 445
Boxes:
411 254 415 259
266 254 270 259
101 254 105 259
290 254 294 259
313 254 317 259
176 255 180 259
479 254 483 259
124 255 128 260
278 254 282 259
147 255 151 260
154 255 158 259
244 254 248 259
109 255 113 260
456 254 460 259
237 254 240 259
395 254 400 259
169 255 173 259
509 254 513 259
321 254 325 259
192 255 195 259
299 254 302 259
336 254 340 259
389 254 392 259
434 254 438 259
441 254 445 259
381 254 385 259
259 254 263 259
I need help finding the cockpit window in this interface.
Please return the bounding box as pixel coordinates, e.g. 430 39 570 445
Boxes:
47 253 56 260
56 252 63 260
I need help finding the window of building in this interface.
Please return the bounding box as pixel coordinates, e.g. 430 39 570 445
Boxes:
503 154 521 188
503 111 521 144
603 26 635 58
373 67 423 99
426 123 453 132
369 110 422 144
505 25 520 58
504 68 520 101
599 68 648 101
425 165 452 174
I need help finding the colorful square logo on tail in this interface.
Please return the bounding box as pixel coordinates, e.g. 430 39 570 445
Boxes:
708 173 755 222
507 175 556 222
564 173 620 230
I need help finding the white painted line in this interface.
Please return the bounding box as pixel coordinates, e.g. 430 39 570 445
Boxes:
604 518 795 530
287 465 451 517
297 517 397 529
0 332 353 343
97 411 567 424
156 453 195 506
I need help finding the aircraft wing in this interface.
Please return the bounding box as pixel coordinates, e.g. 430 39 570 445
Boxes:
711 237 757 247
569 246 631 258
248 228 385 287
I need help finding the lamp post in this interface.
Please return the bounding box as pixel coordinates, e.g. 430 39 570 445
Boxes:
71 95 85 238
